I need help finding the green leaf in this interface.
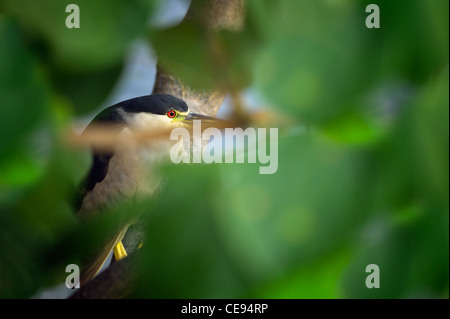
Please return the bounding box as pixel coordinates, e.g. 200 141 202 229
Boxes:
251 1 370 124
377 68 449 210
150 19 261 91
320 110 386 146
359 0 449 83
134 165 247 298
1 0 156 72
256 249 352 298
341 208 449 298
0 18 48 164
50 62 123 115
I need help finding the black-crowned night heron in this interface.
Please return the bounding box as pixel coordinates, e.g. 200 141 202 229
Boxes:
74 94 219 286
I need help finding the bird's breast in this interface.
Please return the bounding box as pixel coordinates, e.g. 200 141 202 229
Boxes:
77 135 178 218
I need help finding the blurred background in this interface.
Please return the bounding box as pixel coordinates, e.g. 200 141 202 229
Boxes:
0 0 448 299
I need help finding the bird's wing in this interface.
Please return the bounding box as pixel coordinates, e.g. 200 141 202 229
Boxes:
75 150 140 286
76 149 141 218
73 152 113 213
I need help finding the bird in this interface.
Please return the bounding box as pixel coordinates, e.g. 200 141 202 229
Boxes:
74 94 220 287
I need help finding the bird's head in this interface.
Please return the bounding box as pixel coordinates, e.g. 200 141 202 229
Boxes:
82 94 222 155
92 94 219 131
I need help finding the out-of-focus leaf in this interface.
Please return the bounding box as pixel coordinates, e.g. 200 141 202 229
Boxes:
1 0 156 72
358 0 449 83
255 249 352 298
0 140 92 298
133 134 376 298
50 62 123 115
0 207 44 298
377 68 449 209
214 135 376 285
251 1 372 124
320 110 386 146
0 149 44 186
134 165 247 298
151 22 212 89
150 19 261 91
0 18 48 163
214 28 261 91
341 208 449 298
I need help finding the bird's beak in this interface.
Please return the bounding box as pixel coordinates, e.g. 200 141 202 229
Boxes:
181 112 223 126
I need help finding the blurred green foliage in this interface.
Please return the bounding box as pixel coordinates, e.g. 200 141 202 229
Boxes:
0 0 448 299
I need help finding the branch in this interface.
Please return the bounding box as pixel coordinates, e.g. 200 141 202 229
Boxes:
152 0 246 116
153 64 225 116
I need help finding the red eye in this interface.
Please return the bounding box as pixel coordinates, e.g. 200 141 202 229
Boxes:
167 110 177 118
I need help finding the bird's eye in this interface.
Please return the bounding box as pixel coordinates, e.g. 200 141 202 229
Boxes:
167 110 177 118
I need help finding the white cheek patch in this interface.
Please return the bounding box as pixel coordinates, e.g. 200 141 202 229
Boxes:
121 112 183 154
127 112 173 130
